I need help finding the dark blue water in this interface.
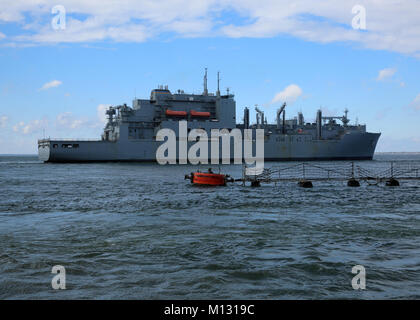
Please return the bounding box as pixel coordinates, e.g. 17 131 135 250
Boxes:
0 154 419 299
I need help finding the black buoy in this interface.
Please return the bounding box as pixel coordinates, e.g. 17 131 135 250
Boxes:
386 178 400 186
251 180 261 187
298 180 313 188
347 178 360 187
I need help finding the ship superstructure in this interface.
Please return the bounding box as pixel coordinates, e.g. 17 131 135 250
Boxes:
38 70 380 162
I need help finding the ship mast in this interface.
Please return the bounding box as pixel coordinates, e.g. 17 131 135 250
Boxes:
217 71 220 97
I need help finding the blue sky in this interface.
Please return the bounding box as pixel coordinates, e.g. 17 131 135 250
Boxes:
0 0 420 153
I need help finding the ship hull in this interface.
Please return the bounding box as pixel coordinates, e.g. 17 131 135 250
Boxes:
38 132 380 163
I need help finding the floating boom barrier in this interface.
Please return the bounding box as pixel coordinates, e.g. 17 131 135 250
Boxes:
239 162 420 187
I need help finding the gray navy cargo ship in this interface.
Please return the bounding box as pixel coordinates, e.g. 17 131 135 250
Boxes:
38 70 380 162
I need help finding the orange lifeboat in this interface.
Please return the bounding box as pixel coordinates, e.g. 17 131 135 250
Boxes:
166 109 187 117
185 169 233 186
190 110 210 117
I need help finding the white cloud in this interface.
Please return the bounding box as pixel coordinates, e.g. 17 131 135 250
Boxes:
376 68 397 81
13 119 48 134
13 121 24 132
18 18 150 43
40 80 62 90
271 84 303 104
56 112 87 129
1 1 420 57
10 109 106 139
0 116 8 128
411 94 420 110
97 104 110 124
220 0 420 57
0 32 5 40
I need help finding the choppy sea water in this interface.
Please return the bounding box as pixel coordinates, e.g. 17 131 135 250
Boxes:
0 154 419 299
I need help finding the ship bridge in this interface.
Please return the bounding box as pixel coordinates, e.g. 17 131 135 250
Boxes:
130 70 237 134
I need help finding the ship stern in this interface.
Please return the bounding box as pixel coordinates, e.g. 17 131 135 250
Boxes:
38 139 51 162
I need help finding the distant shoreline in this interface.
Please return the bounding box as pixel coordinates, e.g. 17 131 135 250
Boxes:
0 154 38 156
375 152 420 155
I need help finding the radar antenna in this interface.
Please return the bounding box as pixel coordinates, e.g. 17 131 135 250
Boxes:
342 108 350 126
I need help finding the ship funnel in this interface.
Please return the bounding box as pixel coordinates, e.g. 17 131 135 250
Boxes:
203 68 208 96
244 107 249 129
316 109 322 139
298 112 304 125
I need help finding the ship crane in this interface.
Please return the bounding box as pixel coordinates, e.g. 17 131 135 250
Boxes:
255 106 266 128
322 109 350 126
276 102 287 133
